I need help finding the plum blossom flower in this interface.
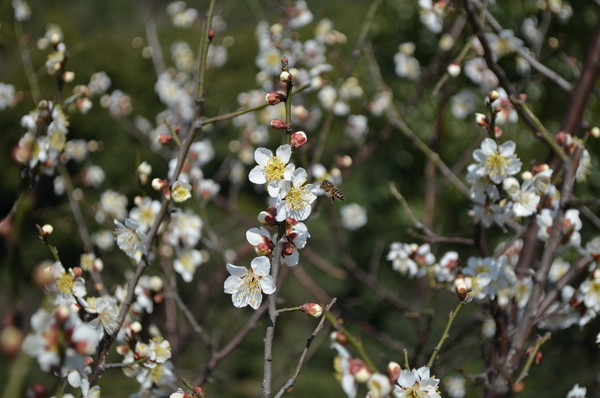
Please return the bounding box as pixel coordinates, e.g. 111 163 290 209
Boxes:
566 384 588 398
502 177 540 217
536 208 582 247
115 219 148 262
450 89 476 119
578 270 600 312
129 197 161 232
393 366 441 398
224 256 276 309
249 144 295 197
418 0 446 33
340 204 368 231
394 45 421 81
444 375 466 398
171 180 192 202
164 209 203 247
367 373 392 398
387 243 434 278
174 249 206 282
95 190 128 223
84 296 120 335
433 251 459 283
276 167 317 221
280 221 310 266
472 138 522 184
331 342 357 398
0 82 15 110
48 262 87 306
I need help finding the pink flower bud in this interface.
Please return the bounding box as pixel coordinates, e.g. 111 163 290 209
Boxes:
300 303 324 318
290 131 307 148
158 133 172 144
270 118 288 130
475 113 488 127
454 275 471 302
152 178 168 191
387 361 401 383
265 91 286 105
556 131 570 146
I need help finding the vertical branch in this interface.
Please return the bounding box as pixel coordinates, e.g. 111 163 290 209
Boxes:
14 19 42 104
88 0 217 386
262 243 283 398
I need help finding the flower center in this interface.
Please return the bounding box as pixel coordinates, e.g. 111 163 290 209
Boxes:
405 383 425 398
285 185 311 210
240 269 262 294
484 152 509 181
264 156 286 181
55 272 74 294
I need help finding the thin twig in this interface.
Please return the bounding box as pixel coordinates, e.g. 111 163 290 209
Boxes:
273 298 337 398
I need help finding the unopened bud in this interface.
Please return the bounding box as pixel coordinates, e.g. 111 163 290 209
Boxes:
62 71 75 83
1 326 24 357
300 303 323 318
290 131 307 148
454 275 471 302
55 305 70 322
494 126 503 139
447 62 461 77
258 207 277 226
152 178 168 191
116 344 129 355
149 275 164 291
475 113 488 127
130 321 142 334
337 155 352 168
556 131 570 146
590 126 600 138
353 362 372 383
387 361 401 383
71 267 83 278
208 30 215 40
439 34 454 51
40 224 54 237
270 118 288 130
521 171 533 180
532 164 550 175
265 91 286 105
488 90 500 102
279 70 292 83
280 56 289 69
331 330 348 345
158 133 172 145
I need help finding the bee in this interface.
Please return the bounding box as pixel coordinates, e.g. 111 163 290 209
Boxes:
320 180 345 203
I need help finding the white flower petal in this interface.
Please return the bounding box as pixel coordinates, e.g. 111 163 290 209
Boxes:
251 256 271 276
276 144 292 163
249 166 267 184
254 147 272 166
260 275 276 294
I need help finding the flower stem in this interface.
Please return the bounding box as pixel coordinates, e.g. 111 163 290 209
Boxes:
513 332 551 386
325 312 378 372
426 300 465 368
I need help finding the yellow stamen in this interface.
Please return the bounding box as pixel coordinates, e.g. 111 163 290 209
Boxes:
264 156 286 181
